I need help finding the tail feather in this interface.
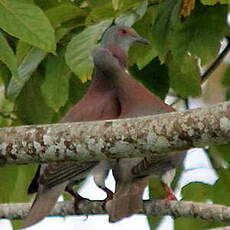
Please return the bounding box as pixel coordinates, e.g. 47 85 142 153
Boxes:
21 182 67 229
107 177 147 222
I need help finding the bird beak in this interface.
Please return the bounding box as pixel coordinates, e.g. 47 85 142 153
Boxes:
133 34 149 45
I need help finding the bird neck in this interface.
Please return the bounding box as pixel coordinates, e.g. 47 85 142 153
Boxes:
90 68 117 91
104 43 128 68
90 44 128 91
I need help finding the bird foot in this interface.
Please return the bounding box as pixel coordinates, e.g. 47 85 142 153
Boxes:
74 194 91 214
100 187 113 206
65 186 90 212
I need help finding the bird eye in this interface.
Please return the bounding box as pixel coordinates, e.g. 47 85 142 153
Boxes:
120 29 127 35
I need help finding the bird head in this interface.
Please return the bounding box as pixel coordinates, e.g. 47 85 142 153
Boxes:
101 25 149 52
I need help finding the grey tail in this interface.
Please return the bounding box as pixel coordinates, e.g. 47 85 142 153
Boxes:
107 177 147 223
21 182 67 229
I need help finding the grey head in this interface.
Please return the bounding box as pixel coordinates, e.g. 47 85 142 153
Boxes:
101 25 149 52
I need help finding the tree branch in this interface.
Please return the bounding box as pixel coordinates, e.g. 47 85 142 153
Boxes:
0 101 230 165
0 200 229 223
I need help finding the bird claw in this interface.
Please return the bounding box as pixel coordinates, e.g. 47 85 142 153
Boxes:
99 187 113 207
74 194 90 213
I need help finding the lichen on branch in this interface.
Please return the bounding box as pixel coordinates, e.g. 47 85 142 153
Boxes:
0 101 229 165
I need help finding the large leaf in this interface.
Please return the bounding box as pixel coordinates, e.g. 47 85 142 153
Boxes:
209 144 230 168
65 20 112 82
7 46 46 100
0 32 18 77
41 52 71 112
171 3 228 65
152 0 180 61
7 15 78 101
115 0 148 26
45 3 87 27
0 65 14 127
167 54 201 97
152 0 228 65
147 177 167 230
85 2 115 24
180 167 230 218
0 0 55 52
178 168 230 229
16 71 54 124
0 165 35 203
34 0 70 10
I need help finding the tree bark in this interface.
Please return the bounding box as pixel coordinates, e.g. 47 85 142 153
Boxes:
0 200 229 223
0 101 230 165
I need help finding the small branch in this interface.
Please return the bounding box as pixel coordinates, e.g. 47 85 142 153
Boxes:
0 101 230 165
201 37 230 83
0 200 230 223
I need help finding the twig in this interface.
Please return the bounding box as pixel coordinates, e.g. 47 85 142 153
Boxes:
201 37 230 83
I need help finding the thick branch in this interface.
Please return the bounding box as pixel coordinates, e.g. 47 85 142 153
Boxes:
0 200 230 223
0 101 230 165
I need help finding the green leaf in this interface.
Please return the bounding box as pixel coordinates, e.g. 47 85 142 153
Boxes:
41 52 71 112
34 0 70 10
85 2 115 25
152 0 180 61
45 3 87 27
147 177 166 230
65 20 112 82
129 58 169 99
152 0 228 65
167 54 201 97
209 143 230 168
0 0 56 52
182 169 230 205
171 3 228 65
0 32 18 77
87 0 110 8
115 0 148 26
0 165 36 203
178 168 230 229
16 40 32 64
112 0 119 10
7 46 46 100
0 65 15 127
16 71 55 124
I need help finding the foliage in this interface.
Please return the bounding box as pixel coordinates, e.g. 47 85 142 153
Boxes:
0 0 229 229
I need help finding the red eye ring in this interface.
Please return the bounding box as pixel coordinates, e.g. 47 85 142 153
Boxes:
118 28 128 35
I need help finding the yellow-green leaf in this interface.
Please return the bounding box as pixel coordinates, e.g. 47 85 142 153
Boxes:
0 32 18 77
65 20 112 82
0 0 56 52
